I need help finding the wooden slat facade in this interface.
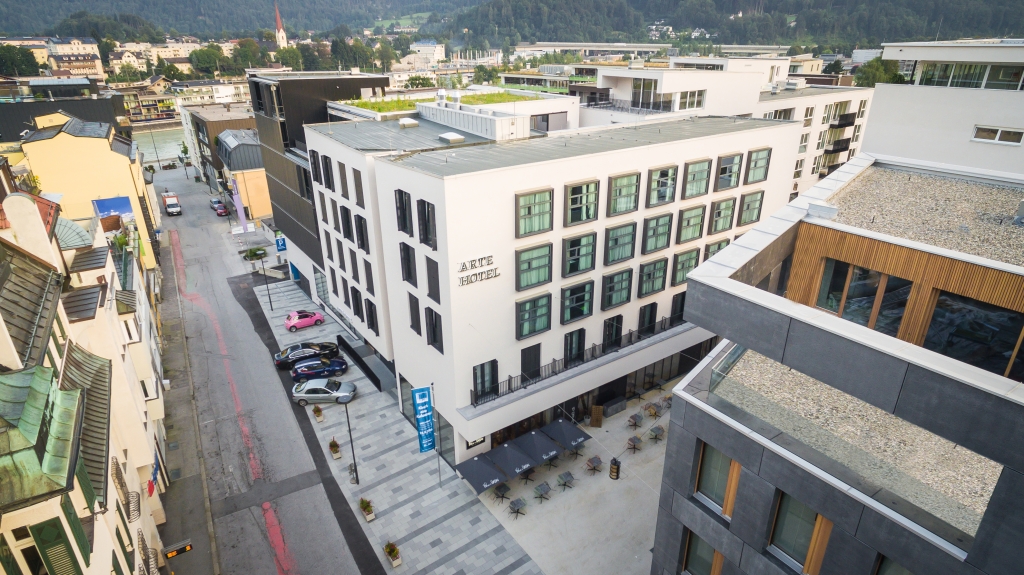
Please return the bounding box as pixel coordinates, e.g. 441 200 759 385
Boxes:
787 223 1024 346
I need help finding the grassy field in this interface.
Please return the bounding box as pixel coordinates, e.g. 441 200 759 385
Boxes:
371 13 431 29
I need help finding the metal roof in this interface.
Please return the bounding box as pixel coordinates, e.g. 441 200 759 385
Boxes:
22 116 112 143
60 341 111 506
61 286 103 323
390 116 789 178
0 240 62 372
758 86 864 102
307 118 490 154
54 218 93 250
114 290 136 314
68 245 109 273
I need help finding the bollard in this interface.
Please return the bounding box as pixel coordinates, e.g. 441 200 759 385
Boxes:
609 458 620 480
276 254 282 265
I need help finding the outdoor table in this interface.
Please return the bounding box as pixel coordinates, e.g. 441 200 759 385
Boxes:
534 481 552 503
508 498 526 520
649 425 665 444
557 471 575 491
586 456 603 475
493 483 511 503
544 454 559 470
519 468 536 485
628 413 643 429
567 446 583 460
627 435 643 454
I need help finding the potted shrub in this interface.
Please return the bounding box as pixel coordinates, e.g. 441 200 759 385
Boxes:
359 498 375 522
312 404 324 423
329 437 341 460
383 542 401 567
244 247 267 261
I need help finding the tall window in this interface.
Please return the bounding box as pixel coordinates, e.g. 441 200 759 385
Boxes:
631 78 673 111
351 287 364 319
516 244 552 291
516 294 551 339
924 291 1024 379
319 192 328 223
349 249 359 282
694 444 741 517
852 124 862 143
677 206 705 244
647 167 677 207
811 155 824 175
324 234 334 262
399 243 417 286
342 278 350 306
517 190 553 237
309 150 321 183
408 293 421 334
340 206 354 240
337 161 349 198
336 239 345 270
417 199 437 249
562 282 594 324
745 149 771 184
395 189 414 236
815 258 915 338
682 533 719 575
985 65 1024 90
738 191 764 225
638 302 658 334
601 270 632 310
704 239 729 261
608 174 640 215
296 166 313 200
473 360 498 399
803 106 814 127
321 154 334 191
605 223 636 265
709 199 735 234
353 168 365 207
670 292 686 325
638 259 668 297
563 233 596 277
426 257 441 303
857 99 868 118
769 493 832 573
366 300 379 335
331 199 340 231
672 249 699 285
330 268 338 295
425 307 443 352
715 155 741 191
799 133 809 154
794 159 805 179
950 64 987 88
364 261 374 295
354 215 370 253
565 181 599 225
642 214 672 254
682 160 711 199
821 103 833 124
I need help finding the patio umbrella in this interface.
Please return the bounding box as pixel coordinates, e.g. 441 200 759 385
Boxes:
486 442 539 478
540 419 592 451
456 456 508 494
512 431 562 465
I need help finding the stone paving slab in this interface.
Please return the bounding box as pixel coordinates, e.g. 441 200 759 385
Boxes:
254 281 543 575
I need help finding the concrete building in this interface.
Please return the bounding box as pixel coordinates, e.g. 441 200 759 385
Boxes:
45 37 101 58
170 79 251 106
514 42 673 58
218 128 272 221
47 54 104 77
650 38 1024 575
116 87 179 127
162 57 192 75
183 103 256 186
246 70 389 296
410 41 446 64
867 38 1024 182
142 43 200 66
788 54 823 74
109 51 148 75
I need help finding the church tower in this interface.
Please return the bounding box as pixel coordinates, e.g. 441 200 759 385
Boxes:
275 2 287 49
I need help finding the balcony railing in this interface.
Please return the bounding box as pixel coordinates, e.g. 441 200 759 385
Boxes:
111 456 141 522
470 314 686 406
829 112 856 129
825 137 851 154
137 529 159 575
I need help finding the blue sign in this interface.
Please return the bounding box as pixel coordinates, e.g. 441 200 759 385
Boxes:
413 387 435 453
276 237 287 251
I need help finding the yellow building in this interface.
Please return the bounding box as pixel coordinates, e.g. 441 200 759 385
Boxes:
217 128 273 221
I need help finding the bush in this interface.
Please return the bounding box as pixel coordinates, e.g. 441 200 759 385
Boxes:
311 404 322 416
384 542 399 559
359 498 373 514
328 437 340 453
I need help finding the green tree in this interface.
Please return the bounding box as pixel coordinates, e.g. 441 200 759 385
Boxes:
473 65 498 83
372 25 385 36
823 59 845 74
162 63 186 81
0 45 40 76
787 45 804 56
98 38 117 65
854 57 903 87
262 30 276 41
189 48 222 74
406 75 434 88
376 41 397 72
234 38 263 67
276 46 302 69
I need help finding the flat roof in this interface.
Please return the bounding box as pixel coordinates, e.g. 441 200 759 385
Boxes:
882 39 1024 48
758 85 865 102
306 118 491 153
831 166 1024 268
390 116 789 178
187 104 254 122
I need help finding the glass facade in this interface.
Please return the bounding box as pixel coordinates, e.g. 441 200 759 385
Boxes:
771 493 817 565
924 291 1024 380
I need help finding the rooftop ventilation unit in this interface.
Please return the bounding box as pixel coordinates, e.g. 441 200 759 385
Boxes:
438 132 464 144
398 118 419 129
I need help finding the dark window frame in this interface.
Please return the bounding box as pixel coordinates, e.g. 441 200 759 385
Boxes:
417 199 438 250
606 172 641 216
672 249 700 286
601 269 633 311
340 205 354 241
642 213 673 255
364 260 374 295
515 189 554 238
708 198 736 235
309 150 322 184
714 154 743 192
395 189 414 236
563 180 600 227
604 222 637 265
744 148 772 184
738 190 765 226
408 293 421 334
646 165 678 208
399 243 417 286
704 239 730 261
353 168 365 207
676 205 706 244
426 257 441 303
638 258 669 298
515 243 554 292
337 161 349 198
321 154 334 191
354 215 370 253
561 280 595 325
425 307 444 353
351 287 364 320
516 293 552 340
562 232 597 277
682 159 712 199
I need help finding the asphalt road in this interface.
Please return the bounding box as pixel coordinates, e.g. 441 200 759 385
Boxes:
154 168 363 575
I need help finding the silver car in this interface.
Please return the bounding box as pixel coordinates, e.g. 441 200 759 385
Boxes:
291 378 356 405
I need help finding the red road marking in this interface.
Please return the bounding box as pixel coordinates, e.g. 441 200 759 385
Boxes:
172 230 298 575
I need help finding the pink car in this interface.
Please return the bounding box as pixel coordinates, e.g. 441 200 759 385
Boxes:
285 310 324 332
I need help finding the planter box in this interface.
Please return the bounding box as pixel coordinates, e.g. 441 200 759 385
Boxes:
331 450 342 460
362 510 375 522
387 555 401 568
315 414 324 423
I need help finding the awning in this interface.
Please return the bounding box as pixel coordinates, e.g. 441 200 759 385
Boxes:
511 431 562 464
455 456 508 495
486 443 538 478
540 419 592 451
60 341 112 506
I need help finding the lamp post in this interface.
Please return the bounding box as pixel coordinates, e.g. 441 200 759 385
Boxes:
260 256 273 311
343 399 359 485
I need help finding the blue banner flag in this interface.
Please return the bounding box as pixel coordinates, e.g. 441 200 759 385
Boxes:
413 387 435 453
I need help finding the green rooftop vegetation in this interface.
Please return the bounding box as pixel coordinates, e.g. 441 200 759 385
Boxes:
459 92 540 105
344 98 433 113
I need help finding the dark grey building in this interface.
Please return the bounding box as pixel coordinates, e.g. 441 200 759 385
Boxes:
653 152 1024 575
246 71 388 279
217 129 263 172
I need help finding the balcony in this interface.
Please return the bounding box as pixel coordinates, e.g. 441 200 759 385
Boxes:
470 314 687 406
818 163 843 178
829 112 856 129
825 137 851 154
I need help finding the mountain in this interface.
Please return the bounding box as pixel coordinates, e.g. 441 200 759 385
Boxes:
454 0 647 45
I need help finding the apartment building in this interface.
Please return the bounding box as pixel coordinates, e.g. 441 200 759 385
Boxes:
867 39 1024 180
48 54 104 78
0 80 130 141
246 71 389 296
651 39 1024 575
0 192 166 575
170 80 251 106
45 37 101 58
217 129 272 221
109 51 148 75
183 103 256 186
573 56 872 192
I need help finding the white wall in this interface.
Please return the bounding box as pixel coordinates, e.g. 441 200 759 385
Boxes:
863 84 1024 181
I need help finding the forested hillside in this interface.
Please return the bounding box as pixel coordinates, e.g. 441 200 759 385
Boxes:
454 0 647 45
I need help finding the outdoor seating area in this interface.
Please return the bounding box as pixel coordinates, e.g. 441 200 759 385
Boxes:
466 388 679 575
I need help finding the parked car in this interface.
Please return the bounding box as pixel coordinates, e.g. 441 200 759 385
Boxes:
214 203 229 217
290 357 348 383
291 378 356 405
285 310 324 332
210 198 224 209
273 342 340 369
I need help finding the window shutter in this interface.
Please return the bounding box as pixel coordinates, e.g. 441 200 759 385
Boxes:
74 458 96 512
29 518 83 575
60 495 90 567
0 534 23 575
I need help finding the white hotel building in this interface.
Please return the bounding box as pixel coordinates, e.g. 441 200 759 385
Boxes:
298 56 875 466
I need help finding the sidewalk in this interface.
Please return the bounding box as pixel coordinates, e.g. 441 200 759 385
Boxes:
253 281 544 575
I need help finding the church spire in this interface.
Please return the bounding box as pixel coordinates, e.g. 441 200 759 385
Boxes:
274 2 287 49
275 2 284 32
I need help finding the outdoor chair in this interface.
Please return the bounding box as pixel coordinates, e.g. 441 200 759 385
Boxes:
627 435 642 454
492 483 510 503
628 413 643 429
534 481 552 503
649 425 665 444
586 456 603 475
508 498 526 520
557 471 575 491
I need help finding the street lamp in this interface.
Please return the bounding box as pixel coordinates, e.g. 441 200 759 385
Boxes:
342 398 359 485
259 256 273 311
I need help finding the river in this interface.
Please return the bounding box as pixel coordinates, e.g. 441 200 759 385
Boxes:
134 126 186 166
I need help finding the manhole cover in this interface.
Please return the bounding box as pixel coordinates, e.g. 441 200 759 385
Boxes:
168 441 180 451
169 468 182 480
